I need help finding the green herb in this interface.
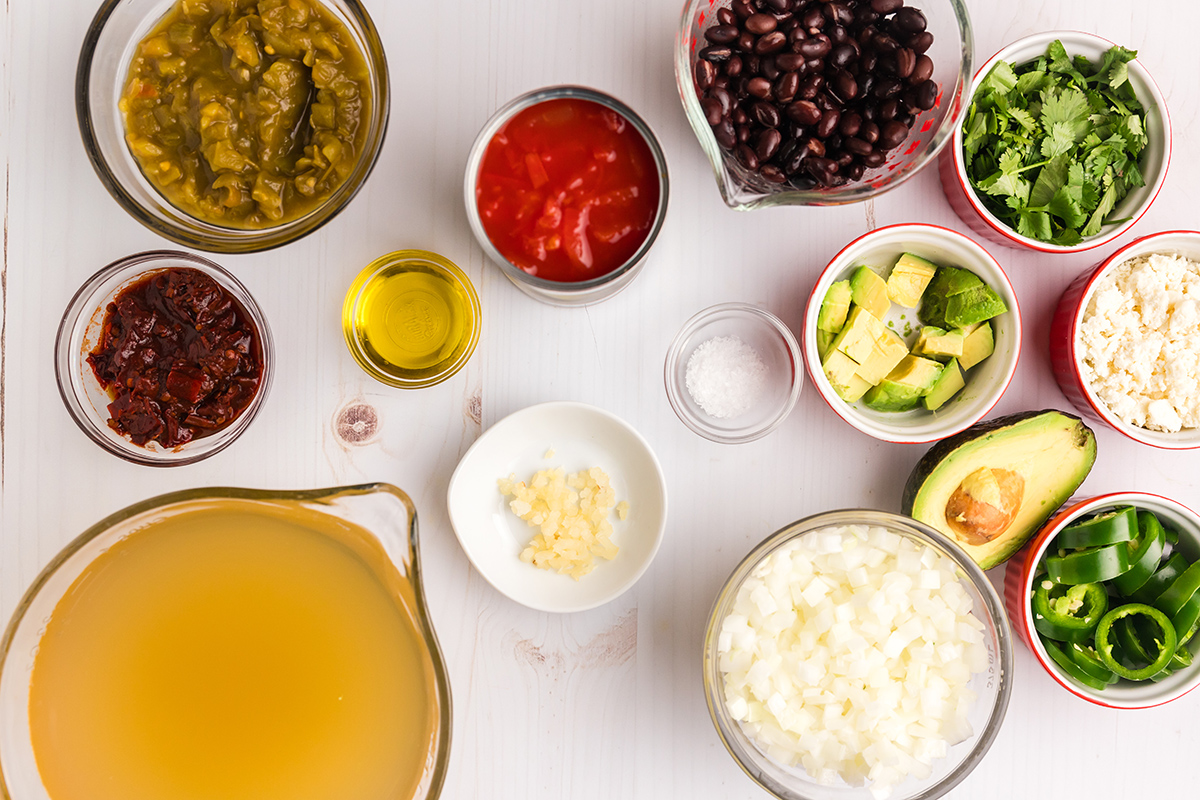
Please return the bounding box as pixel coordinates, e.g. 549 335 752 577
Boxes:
961 40 1147 245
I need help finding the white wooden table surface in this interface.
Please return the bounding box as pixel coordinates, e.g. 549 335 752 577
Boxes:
3 1 1198 797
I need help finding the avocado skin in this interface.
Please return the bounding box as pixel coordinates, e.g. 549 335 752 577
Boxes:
901 410 1098 569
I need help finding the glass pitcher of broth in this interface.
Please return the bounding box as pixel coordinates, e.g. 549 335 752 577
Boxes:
0 484 452 800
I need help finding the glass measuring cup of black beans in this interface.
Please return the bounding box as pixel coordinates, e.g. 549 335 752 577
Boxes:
694 0 939 189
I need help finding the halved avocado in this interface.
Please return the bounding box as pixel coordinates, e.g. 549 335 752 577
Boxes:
901 410 1098 570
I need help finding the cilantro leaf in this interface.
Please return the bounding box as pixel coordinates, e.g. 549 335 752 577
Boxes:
1081 182 1119 237
1029 155 1070 207
1048 186 1087 229
1047 40 1088 86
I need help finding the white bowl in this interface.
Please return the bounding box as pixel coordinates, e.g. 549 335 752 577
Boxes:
803 224 1021 443
446 401 668 612
943 30 1171 253
1007 492 1200 709
1051 230 1200 449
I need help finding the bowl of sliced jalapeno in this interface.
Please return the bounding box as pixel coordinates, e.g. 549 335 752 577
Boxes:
1004 492 1200 708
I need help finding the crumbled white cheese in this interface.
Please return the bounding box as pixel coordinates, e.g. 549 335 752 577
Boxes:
1077 252 1200 432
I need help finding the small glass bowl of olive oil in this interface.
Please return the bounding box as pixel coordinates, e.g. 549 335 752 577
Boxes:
343 250 481 388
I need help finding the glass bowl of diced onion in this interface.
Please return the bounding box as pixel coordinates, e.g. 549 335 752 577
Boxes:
703 510 1013 800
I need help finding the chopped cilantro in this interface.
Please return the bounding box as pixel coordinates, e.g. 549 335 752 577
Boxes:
961 40 1147 244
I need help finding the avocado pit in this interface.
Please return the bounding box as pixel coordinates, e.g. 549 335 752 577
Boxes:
945 467 1025 545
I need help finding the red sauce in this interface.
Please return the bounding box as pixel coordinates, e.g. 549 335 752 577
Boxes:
475 97 661 283
87 268 264 449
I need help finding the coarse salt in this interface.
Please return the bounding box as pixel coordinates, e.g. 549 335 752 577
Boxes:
685 335 767 419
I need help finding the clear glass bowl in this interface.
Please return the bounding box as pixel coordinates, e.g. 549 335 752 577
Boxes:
0 484 452 800
342 249 481 389
704 510 1013 800
675 0 973 209
463 85 670 306
664 302 802 444
55 250 274 466
75 0 390 253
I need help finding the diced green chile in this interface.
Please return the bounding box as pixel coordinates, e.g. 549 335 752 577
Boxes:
1031 579 1107 642
1095 604 1177 681
1046 542 1131 585
1058 507 1136 549
1112 510 1166 596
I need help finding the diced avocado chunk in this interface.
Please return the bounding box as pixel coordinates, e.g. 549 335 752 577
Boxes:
923 358 965 410
945 269 985 295
816 328 835 360
912 326 965 360
817 280 852 333
864 380 922 412
832 305 884 364
918 267 955 328
849 266 890 319
855 327 909 385
885 354 944 394
887 253 937 308
946 284 1007 329
823 349 871 402
959 322 995 369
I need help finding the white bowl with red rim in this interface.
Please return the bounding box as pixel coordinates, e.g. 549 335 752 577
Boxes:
803 223 1021 444
939 30 1171 253
1049 230 1200 449
1004 492 1200 709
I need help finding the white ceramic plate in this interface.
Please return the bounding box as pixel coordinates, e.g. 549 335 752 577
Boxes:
447 401 668 612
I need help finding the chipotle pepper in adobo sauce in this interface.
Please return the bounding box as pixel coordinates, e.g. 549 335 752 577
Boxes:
87 268 263 449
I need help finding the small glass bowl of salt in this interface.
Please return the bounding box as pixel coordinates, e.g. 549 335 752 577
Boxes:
664 303 803 444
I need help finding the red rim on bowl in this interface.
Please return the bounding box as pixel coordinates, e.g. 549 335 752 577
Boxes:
940 30 1172 253
803 223 1021 444
1005 492 1200 709
1049 230 1200 450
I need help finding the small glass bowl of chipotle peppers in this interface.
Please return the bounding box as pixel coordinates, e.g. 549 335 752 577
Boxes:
1006 492 1200 709
76 0 389 253
675 0 973 209
56 251 274 466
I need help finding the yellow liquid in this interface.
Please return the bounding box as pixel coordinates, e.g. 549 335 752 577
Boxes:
28 500 440 800
352 263 474 380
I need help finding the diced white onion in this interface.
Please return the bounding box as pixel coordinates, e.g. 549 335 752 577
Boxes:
717 525 988 799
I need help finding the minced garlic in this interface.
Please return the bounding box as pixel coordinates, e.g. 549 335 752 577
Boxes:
499 466 624 580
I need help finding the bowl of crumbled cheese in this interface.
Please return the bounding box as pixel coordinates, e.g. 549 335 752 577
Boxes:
704 510 1013 800
446 401 668 612
1051 230 1200 449
664 302 803 444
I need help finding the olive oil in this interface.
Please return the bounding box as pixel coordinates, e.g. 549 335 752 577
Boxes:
28 501 440 800
343 251 480 388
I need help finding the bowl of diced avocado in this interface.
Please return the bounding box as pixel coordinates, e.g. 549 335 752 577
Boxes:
803 223 1021 443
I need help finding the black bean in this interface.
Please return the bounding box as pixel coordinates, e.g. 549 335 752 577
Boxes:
733 107 749 125
805 137 827 158
700 45 733 62
896 111 915 126
695 59 716 90
717 7 737 26
825 3 854 26
736 31 756 52
786 99 822 125
829 43 857 69
711 85 733 115
747 76 773 99
776 52 806 72
817 107 841 138
893 7 926 34
895 47 916 79
732 0 754 19
916 78 937 109
788 26 808 44
909 54 933 84
875 77 901 99
862 150 886 167
797 34 831 58
836 151 855 168
756 127 783 161
756 31 788 54
702 96 724 125
745 55 761 74
714 119 736 148
829 25 850 45
737 124 751 143
855 5 880 26
762 57 782 80
802 7 823 29
871 0 903 13
908 31 934 54
859 50 878 73
831 69 858 102
705 25 740 45
745 13 778 34
726 54 744 77
737 143 759 170
713 75 729 89
762 0 788 12
861 121 880 143
839 110 862 136
879 120 909 149
752 101 782 128
776 71 800 103
760 164 787 183
857 73 875 98
844 136 873 156
879 98 898 120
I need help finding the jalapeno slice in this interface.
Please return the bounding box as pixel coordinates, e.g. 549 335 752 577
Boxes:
1095 604 1178 681
1156 561 1200 618
1058 507 1136 549
1133 553 1189 605
1171 592 1200 647
1031 579 1108 642
1041 637 1111 691
1112 510 1167 596
1066 641 1118 685
1046 542 1131 585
